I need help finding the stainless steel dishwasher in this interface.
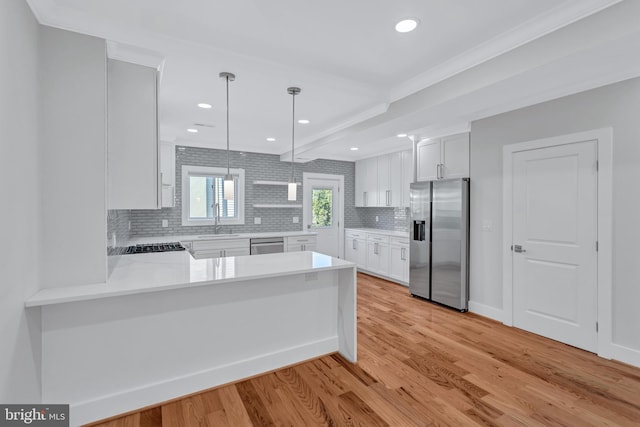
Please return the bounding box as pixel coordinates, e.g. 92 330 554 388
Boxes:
250 237 284 255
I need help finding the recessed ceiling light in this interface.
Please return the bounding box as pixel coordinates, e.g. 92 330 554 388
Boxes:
395 19 419 33
187 128 198 133
197 103 212 109
298 119 310 124
350 147 359 151
397 133 408 138
266 137 276 142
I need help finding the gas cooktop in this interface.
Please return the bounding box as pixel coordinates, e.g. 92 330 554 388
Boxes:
124 242 186 255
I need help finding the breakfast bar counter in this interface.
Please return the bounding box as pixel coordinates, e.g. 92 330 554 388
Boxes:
26 251 357 426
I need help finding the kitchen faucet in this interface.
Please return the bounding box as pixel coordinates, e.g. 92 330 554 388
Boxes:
214 202 223 234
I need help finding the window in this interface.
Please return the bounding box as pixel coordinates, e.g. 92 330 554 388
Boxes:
182 165 245 226
311 188 333 227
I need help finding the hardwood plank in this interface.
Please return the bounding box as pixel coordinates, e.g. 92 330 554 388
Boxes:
234 381 276 426
87 273 640 427
216 385 253 427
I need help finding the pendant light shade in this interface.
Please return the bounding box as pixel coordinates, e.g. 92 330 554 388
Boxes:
220 72 235 201
287 87 301 201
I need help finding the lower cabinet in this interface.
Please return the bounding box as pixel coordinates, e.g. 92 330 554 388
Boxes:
285 235 317 252
190 239 250 259
366 234 390 276
389 237 409 283
345 231 366 267
345 229 409 285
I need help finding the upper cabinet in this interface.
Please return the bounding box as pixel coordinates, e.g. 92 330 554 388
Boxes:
107 42 164 210
159 142 176 208
355 150 412 208
416 132 469 181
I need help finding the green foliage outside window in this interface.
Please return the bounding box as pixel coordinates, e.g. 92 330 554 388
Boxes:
312 189 333 227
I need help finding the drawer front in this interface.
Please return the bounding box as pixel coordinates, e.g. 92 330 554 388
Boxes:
193 238 250 251
286 236 317 245
345 230 364 239
389 236 409 246
366 233 390 244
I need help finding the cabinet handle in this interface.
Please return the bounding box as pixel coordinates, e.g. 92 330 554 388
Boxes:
353 239 357 250
386 190 391 206
374 242 379 255
401 247 406 260
364 191 367 206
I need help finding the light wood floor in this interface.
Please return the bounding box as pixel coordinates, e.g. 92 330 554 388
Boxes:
88 273 640 426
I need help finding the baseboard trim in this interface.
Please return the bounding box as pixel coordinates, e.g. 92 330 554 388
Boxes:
357 268 408 287
609 342 640 368
72 337 339 426
468 301 503 322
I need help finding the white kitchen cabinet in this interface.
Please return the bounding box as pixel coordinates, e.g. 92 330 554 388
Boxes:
366 233 390 276
416 133 469 181
355 157 379 207
356 150 412 208
388 150 413 208
345 230 367 268
191 238 250 259
107 58 160 209
401 149 413 207
286 235 317 252
377 154 391 207
160 142 176 208
389 236 409 283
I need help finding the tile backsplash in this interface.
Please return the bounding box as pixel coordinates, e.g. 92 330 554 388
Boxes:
106 209 131 273
355 206 410 232
129 146 364 237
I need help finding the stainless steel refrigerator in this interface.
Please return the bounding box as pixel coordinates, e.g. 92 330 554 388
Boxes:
409 178 470 311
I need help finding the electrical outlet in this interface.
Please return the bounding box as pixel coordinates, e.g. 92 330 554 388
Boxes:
293 216 299 223
375 216 379 222
128 220 131 231
254 217 261 225
162 219 168 228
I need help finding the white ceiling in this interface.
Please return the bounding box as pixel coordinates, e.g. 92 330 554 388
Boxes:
26 0 637 161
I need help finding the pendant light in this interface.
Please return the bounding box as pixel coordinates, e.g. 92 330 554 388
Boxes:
287 87 301 201
220 72 235 201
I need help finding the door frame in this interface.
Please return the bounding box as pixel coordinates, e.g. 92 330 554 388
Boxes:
502 128 613 358
303 172 345 259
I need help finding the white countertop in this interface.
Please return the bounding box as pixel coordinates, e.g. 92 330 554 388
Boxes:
26 251 354 307
130 231 318 244
345 228 409 238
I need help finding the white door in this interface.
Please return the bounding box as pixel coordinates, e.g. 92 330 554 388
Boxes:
303 173 344 258
512 140 598 352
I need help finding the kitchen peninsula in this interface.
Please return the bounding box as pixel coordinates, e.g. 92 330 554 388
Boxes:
26 251 357 426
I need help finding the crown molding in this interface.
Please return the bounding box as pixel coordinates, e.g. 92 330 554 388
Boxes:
106 41 165 71
389 0 623 102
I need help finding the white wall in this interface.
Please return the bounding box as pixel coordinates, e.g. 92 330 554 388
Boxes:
39 27 107 288
470 77 640 353
0 0 42 402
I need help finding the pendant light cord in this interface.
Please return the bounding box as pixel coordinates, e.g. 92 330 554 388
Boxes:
291 91 296 182
225 75 230 175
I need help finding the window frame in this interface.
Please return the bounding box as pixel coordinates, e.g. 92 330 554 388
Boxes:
181 165 245 226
